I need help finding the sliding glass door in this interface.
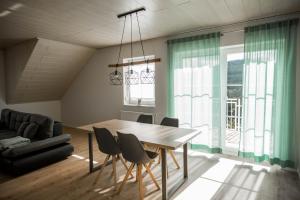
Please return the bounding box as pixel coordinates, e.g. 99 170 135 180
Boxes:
168 20 297 168
220 45 244 155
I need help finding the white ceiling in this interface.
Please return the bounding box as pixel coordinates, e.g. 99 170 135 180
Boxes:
0 0 300 49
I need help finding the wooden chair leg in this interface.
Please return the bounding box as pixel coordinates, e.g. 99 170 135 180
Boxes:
157 150 161 164
119 155 134 178
93 155 110 185
138 164 144 200
117 163 135 194
110 155 115 177
143 163 160 190
168 150 180 169
135 165 139 182
112 155 117 189
148 160 153 169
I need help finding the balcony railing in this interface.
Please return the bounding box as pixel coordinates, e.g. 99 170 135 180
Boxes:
225 98 242 147
226 98 242 131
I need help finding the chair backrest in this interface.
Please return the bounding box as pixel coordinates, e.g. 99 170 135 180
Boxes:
160 117 179 127
137 114 153 124
93 127 121 155
117 132 146 163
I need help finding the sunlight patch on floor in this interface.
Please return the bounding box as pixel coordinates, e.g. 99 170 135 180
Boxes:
71 154 99 164
174 177 222 200
94 185 115 194
85 159 98 164
202 158 242 182
173 151 270 200
71 154 85 160
216 185 259 200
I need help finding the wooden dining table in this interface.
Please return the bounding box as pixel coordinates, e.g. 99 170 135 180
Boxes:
79 119 200 200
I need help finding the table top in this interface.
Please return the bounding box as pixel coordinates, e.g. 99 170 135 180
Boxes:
79 119 200 150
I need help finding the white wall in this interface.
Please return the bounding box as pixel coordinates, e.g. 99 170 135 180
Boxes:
4 101 61 121
0 50 62 121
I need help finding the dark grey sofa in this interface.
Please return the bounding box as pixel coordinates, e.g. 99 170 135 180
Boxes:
0 109 74 174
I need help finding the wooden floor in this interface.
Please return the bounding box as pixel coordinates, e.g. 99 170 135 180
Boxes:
0 127 299 200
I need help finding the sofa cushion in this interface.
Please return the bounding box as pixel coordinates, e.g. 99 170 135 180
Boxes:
15 112 30 131
1 109 11 128
0 130 17 140
30 114 54 139
9 111 30 131
1 134 71 158
53 121 63 137
23 123 39 139
17 122 30 136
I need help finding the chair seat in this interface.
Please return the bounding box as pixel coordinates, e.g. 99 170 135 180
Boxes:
145 150 158 159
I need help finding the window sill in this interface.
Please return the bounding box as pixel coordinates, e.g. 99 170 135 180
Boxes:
123 104 155 108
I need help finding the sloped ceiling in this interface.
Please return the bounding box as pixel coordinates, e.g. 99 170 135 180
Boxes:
0 0 300 49
5 38 95 103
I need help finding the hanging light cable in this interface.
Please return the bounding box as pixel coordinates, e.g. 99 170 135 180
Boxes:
125 13 139 85
136 12 155 84
109 15 127 85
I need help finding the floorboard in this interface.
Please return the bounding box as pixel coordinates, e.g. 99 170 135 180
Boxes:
0 127 299 200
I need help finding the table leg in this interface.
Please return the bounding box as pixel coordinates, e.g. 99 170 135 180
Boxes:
161 148 168 200
88 132 93 173
183 143 188 178
88 132 114 173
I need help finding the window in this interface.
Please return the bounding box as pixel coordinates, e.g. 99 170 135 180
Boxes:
123 55 155 106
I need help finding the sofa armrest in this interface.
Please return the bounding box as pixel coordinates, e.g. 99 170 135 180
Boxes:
1 134 72 158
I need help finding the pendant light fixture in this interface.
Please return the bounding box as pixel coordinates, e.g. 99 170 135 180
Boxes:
109 15 126 85
108 7 161 85
124 13 139 85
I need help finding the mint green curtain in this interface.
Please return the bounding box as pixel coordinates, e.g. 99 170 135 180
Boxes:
168 33 222 151
240 19 298 168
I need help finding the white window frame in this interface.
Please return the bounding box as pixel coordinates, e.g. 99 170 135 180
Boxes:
123 55 155 107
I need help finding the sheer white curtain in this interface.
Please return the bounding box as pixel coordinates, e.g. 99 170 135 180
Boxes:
168 33 222 152
239 20 298 167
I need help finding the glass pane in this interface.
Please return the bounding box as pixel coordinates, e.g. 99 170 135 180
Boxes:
227 86 243 98
227 60 244 85
225 51 244 150
141 84 154 99
130 84 141 99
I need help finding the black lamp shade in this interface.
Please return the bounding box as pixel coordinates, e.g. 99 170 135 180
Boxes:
109 70 123 85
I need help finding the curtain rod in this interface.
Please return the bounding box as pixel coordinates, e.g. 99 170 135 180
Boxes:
169 11 300 38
